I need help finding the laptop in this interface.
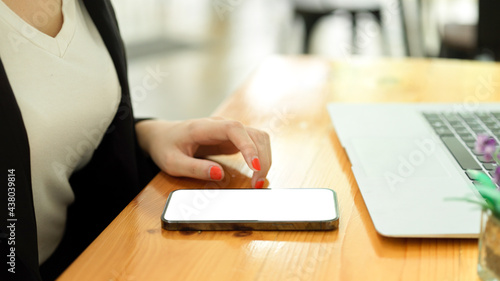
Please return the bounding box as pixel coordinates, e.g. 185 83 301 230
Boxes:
327 103 499 238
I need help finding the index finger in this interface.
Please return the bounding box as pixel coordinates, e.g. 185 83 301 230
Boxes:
189 118 261 172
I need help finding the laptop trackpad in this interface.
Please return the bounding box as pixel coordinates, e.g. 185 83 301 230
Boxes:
349 137 452 179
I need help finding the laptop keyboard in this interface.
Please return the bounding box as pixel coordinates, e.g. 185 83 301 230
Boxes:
423 111 500 184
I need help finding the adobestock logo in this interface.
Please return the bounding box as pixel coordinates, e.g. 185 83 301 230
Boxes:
212 0 244 21
451 74 498 114
131 64 169 110
384 138 436 191
8 0 61 52
176 189 221 220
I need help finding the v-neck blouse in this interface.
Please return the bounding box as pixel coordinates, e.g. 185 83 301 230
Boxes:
0 0 76 57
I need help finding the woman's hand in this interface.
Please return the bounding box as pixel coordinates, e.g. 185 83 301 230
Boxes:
135 117 271 188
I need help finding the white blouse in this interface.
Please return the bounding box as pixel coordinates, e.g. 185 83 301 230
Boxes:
0 0 121 264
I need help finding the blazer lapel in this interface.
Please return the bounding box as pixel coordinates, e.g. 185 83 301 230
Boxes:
0 59 41 279
82 0 129 95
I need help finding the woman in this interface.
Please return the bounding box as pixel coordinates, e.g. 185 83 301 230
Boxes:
0 0 272 280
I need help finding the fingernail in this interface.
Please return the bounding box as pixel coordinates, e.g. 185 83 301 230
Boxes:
255 179 265 189
209 166 222 180
252 157 261 171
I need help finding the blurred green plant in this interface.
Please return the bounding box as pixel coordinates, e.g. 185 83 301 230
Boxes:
465 134 500 219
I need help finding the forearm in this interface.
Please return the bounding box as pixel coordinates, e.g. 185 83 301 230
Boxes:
135 119 180 157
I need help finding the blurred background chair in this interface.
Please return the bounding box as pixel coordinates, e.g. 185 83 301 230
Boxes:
108 0 495 122
292 0 408 55
437 0 499 61
476 0 500 60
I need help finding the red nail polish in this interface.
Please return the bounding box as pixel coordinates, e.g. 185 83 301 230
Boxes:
255 180 264 189
252 157 261 171
209 166 222 180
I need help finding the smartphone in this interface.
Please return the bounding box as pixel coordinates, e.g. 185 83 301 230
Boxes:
161 188 339 231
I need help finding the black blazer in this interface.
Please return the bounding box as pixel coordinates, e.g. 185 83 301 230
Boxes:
0 1 158 280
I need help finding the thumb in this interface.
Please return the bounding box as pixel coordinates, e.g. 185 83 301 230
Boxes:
165 152 224 181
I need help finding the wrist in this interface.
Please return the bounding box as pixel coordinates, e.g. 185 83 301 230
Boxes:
135 119 176 156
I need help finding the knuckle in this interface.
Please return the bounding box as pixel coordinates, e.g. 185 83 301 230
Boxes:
255 130 270 143
187 118 207 138
263 131 271 141
226 120 245 131
187 119 200 132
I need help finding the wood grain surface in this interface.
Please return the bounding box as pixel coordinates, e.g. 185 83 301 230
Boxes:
58 56 500 281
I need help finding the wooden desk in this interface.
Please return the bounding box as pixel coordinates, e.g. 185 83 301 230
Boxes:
58 57 500 281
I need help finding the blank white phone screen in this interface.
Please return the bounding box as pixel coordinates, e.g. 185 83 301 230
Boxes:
163 188 338 222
